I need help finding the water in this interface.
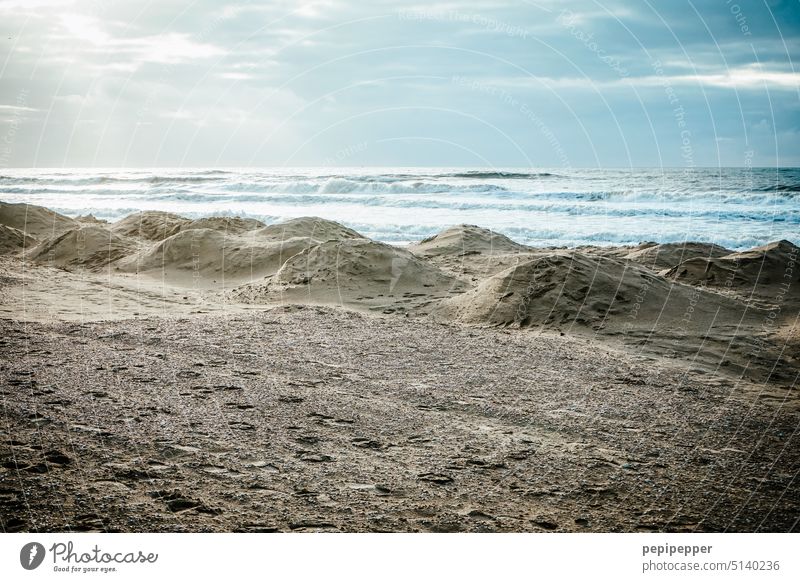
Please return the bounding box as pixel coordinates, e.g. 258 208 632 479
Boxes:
1 167 798 250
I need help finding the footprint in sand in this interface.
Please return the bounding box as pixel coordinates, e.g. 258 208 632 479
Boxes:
417 473 453 485
351 437 384 450
297 452 333 463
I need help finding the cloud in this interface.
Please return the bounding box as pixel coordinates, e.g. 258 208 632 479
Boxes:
664 65 800 90
0 104 37 112
53 14 226 69
0 0 798 166
471 63 800 92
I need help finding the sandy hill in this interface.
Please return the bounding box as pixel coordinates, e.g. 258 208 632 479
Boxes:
434 252 683 329
409 224 537 282
0 201 76 239
0 224 35 255
235 238 464 314
625 242 732 271
431 250 797 381
410 224 529 257
665 240 800 296
257 216 365 242
111 211 190 241
115 228 317 286
185 216 265 233
28 225 136 270
75 214 108 225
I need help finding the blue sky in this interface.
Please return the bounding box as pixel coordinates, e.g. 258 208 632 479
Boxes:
1 0 798 167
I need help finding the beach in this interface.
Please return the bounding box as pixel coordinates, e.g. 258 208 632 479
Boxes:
1 200 798 532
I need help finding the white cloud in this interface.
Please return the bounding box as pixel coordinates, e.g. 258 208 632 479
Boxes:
0 104 37 112
219 72 255 80
0 0 72 13
616 65 800 91
485 64 800 92
52 13 226 69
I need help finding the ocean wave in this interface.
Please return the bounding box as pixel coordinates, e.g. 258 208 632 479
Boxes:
214 178 510 195
757 183 800 192
431 170 559 179
52 190 793 224
0 174 229 186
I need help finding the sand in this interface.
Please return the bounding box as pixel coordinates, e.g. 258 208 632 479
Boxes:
28 224 137 271
115 228 319 287
666 240 800 298
0 224 34 254
0 201 76 238
410 224 531 257
1 202 798 532
111 211 190 241
624 241 733 272
257 216 365 242
234 238 465 313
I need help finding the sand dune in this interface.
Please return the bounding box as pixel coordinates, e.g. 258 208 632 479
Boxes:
75 214 108 225
186 216 265 233
28 225 136 270
410 224 530 257
434 251 708 329
0 224 35 254
1 202 797 382
666 239 800 296
235 238 464 313
432 250 799 382
624 241 732 271
116 228 317 286
113 215 361 286
257 216 365 242
111 211 190 241
0 201 76 238
408 224 539 282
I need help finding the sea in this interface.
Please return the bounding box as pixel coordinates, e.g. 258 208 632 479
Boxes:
1 167 798 250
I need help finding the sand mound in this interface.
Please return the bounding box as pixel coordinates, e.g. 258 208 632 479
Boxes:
117 228 315 286
111 211 190 241
75 214 108 225
431 250 799 381
275 239 455 289
184 216 265 234
257 216 365 242
0 224 35 254
0 201 76 238
665 240 800 294
29 225 135 270
435 252 662 327
236 239 463 313
410 224 529 257
433 251 750 333
625 242 732 271
103 215 373 286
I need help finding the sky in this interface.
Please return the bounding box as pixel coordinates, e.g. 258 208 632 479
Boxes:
0 0 798 168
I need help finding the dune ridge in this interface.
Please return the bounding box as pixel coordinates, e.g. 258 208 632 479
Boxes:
1 200 797 383
665 239 800 296
623 241 733 271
